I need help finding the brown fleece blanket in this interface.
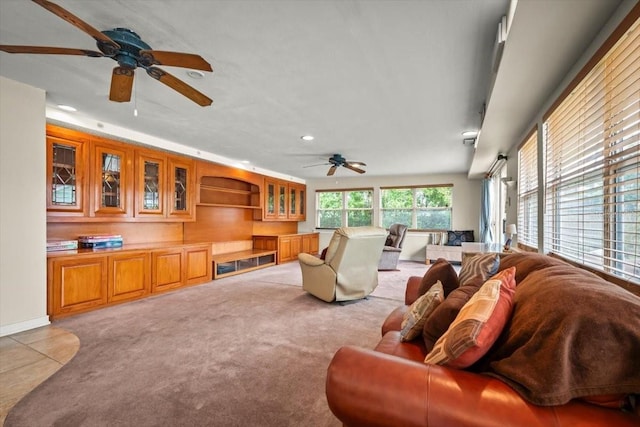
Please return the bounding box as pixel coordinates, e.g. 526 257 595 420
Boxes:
482 264 640 406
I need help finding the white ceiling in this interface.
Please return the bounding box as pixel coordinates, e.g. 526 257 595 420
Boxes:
0 0 624 180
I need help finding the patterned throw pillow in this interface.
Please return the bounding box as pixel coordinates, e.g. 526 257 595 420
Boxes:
400 281 444 341
422 276 485 350
418 258 459 297
458 253 500 286
446 230 474 246
423 267 516 369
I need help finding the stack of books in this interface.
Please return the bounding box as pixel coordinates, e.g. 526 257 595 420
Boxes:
78 234 124 249
46 239 78 252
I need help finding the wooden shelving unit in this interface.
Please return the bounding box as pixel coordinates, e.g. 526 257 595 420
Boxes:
212 249 277 279
198 177 260 208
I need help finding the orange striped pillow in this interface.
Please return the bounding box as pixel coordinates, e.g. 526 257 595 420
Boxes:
424 267 516 369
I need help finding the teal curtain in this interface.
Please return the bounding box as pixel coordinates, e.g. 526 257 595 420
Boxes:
480 178 493 243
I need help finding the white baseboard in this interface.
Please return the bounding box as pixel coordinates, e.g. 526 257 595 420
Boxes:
0 316 50 337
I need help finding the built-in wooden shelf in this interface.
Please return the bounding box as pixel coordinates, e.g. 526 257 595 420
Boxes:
199 176 260 208
196 202 262 209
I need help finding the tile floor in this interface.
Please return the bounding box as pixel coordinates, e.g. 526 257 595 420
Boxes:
0 326 79 424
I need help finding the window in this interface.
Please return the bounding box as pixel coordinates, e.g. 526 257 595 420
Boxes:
316 189 373 228
380 185 452 230
517 129 538 249
543 15 639 283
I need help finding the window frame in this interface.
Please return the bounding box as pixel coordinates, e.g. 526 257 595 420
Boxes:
379 184 453 231
315 188 374 229
540 9 639 284
517 127 539 251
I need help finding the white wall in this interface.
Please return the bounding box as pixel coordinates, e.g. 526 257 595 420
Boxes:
0 76 49 336
300 173 482 262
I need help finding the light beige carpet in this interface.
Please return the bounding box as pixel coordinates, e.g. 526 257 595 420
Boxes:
6 261 430 426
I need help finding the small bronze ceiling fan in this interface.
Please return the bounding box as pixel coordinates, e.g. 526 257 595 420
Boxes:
0 0 213 106
306 154 367 176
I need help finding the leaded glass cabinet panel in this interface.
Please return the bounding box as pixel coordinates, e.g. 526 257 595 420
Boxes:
46 131 87 216
135 151 165 217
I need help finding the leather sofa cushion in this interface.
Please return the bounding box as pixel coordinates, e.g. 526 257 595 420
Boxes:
381 305 407 336
374 331 427 363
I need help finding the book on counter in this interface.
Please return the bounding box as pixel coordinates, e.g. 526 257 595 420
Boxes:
77 234 122 243
46 240 78 251
79 239 123 249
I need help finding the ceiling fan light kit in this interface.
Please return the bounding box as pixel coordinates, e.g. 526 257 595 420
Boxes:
0 0 213 107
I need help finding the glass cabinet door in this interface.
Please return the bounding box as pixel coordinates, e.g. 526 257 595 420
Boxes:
135 151 165 217
289 186 297 217
167 156 193 219
174 166 188 211
92 141 131 216
101 152 122 208
265 180 276 218
278 183 287 218
47 136 86 214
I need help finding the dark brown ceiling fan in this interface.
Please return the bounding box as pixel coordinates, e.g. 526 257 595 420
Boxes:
305 154 367 176
0 0 213 106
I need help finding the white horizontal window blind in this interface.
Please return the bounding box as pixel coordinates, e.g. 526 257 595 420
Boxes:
517 130 538 249
544 16 639 283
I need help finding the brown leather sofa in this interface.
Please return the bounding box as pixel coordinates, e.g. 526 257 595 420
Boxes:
326 253 640 427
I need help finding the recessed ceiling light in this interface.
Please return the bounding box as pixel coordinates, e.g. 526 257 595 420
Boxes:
241 160 250 164
301 135 314 141
58 104 77 112
462 130 478 137
186 70 205 79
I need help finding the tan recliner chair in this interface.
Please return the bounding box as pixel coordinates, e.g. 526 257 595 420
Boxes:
298 226 387 302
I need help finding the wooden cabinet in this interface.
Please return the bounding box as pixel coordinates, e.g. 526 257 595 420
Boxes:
184 245 212 285
151 243 211 292
302 233 319 254
49 255 108 317
46 125 195 223
261 178 306 221
288 183 306 220
133 152 195 221
167 155 195 220
253 232 319 264
135 150 166 218
108 251 150 302
264 178 287 220
46 126 89 218
48 243 211 319
90 138 134 218
151 248 184 293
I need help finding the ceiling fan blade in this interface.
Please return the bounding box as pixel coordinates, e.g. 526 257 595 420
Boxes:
343 163 366 174
327 165 338 176
0 45 104 57
31 0 119 51
146 66 213 106
139 50 212 72
303 162 330 168
109 67 134 102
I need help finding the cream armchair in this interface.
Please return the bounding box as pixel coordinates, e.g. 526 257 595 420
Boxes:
298 226 388 302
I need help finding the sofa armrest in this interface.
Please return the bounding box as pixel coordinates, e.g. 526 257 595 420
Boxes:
405 276 422 305
326 346 639 427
